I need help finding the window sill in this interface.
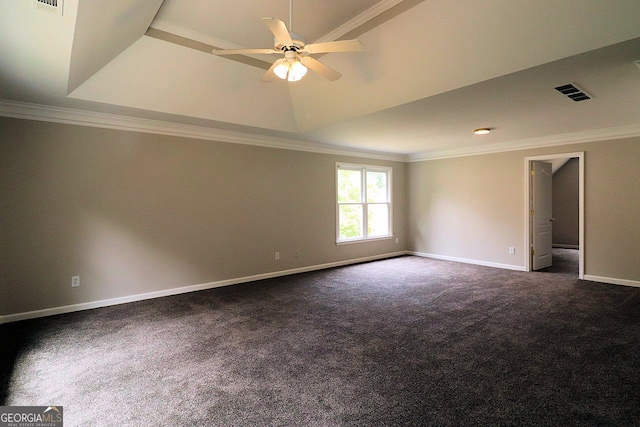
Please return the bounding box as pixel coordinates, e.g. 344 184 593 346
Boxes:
336 236 393 246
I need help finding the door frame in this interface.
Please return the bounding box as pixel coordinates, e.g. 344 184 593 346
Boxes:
524 152 584 279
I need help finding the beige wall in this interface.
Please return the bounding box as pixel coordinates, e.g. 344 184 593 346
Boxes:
407 152 523 266
3 115 639 318
552 158 579 247
408 137 640 282
0 117 407 316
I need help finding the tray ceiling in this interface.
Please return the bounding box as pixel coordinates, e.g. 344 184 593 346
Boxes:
1 0 640 157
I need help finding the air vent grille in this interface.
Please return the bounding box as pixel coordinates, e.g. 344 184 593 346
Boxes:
32 0 63 16
554 83 592 102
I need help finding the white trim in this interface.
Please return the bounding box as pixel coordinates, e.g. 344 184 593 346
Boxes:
336 236 393 246
2 99 639 163
408 251 526 272
4 251 637 323
0 251 407 324
150 20 248 51
583 275 640 288
148 20 279 65
315 0 405 43
0 100 406 162
336 162 393 243
408 124 640 162
524 152 584 279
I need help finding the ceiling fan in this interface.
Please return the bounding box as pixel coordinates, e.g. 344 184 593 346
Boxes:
212 1 363 82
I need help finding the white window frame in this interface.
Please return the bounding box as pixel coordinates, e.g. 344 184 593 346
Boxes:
336 162 393 244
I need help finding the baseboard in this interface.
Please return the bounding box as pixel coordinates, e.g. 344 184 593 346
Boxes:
553 244 579 249
0 251 408 324
408 251 526 271
583 275 640 288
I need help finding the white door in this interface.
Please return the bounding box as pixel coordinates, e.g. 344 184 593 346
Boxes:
531 161 553 270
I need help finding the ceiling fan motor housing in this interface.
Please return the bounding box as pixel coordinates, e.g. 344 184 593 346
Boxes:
283 50 298 62
275 32 306 52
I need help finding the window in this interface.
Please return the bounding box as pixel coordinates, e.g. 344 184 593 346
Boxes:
336 163 392 243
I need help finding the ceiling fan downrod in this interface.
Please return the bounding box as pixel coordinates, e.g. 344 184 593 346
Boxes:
289 0 293 33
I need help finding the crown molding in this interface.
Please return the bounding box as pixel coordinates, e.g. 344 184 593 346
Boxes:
2 99 637 164
0 99 407 162
408 124 640 162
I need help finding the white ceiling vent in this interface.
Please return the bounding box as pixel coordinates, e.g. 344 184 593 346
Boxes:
32 0 63 16
554 83 592 102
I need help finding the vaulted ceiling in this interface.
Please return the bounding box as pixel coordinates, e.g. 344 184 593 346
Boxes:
1 0 640 159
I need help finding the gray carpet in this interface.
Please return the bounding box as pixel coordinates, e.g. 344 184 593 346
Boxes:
2 250 640 426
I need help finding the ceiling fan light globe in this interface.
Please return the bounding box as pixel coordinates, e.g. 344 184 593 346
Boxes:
274 62 289 80
288 61 307 81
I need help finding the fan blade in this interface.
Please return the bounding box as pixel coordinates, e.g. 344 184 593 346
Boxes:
300 56 342 81
262 17 293 46
304 39 363 54
260 59 285 83
213 48 277 56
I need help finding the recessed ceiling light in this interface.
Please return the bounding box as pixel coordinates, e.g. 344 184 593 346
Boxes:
474 128 491 135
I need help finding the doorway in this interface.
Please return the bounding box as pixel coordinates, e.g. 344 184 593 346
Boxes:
524 152 584 279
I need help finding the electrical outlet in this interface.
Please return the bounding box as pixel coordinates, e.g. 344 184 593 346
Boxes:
395 237 399 244
508 247 515 255
294 250 299 258
275 252 280 260
71 276 80 287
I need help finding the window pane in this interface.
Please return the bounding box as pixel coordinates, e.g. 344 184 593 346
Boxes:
338 169 362 203
339 204 363 239
367 204 389 237
366 171 388 203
